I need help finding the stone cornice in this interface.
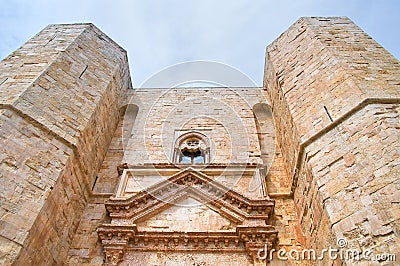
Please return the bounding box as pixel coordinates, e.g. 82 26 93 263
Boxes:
108 168 274 221
98 168 277 265
98 224 277 265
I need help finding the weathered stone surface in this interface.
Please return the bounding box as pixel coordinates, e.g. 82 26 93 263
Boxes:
265 17 400 265
1 16 399 266
0 23 131 265
122 88 264 165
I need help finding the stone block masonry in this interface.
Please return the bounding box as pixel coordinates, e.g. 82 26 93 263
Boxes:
66 86 305 265
265 17 400 264
1 16 399 266
0 24 132 264
123 88 263 165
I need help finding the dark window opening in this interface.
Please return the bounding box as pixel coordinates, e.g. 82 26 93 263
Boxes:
179 149 204 164
174 133 210 165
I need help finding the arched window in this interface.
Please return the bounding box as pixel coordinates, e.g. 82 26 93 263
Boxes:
173 132 210 164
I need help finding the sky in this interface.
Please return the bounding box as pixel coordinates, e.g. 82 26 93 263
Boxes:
1 0 399 87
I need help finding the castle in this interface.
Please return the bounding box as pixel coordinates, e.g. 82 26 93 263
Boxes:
0 17 399 265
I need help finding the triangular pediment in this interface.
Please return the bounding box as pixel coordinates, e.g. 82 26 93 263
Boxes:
98 167 278 265
136 197 236 232
106 168 274 223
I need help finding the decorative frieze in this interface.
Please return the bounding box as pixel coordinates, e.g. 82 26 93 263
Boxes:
98 224 277 265
107 167 274 222
98 167 277 265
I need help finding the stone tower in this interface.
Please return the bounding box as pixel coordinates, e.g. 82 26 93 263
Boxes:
0 17 399 265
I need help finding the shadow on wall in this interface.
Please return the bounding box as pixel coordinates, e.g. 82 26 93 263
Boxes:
253 103 276 168
122 104 139 150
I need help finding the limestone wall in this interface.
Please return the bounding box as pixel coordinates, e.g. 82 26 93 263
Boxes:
66 86 305 265
0 24 131 265
123 88 265 165
3 16 396 266
303 103 400 255
265 17 400 264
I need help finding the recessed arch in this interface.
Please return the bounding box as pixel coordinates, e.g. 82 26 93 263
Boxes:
121 104 139 150
253 103 276 167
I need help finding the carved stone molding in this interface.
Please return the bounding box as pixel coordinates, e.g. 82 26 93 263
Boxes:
104 246 126 266
98 225 277 262
98 167 278 265
107 168 274 222
116 162 129 176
